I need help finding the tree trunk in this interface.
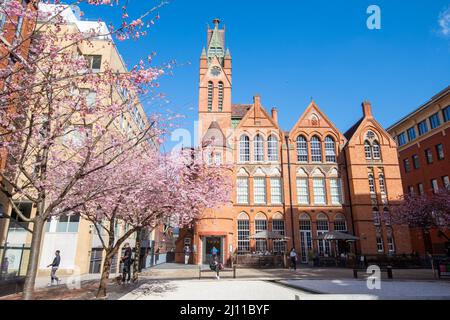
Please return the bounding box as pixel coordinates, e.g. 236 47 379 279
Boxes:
96 250 113 299
132 228 142 283
22 215 45 300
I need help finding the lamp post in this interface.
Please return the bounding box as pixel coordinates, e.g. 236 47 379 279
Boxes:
284 135 296 250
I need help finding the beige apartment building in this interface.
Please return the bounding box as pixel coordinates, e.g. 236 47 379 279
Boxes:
0 4 165 280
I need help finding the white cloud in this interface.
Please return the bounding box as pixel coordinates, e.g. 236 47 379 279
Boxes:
438 6 450 37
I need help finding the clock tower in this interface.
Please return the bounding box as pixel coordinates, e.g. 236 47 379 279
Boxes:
198 19 232 139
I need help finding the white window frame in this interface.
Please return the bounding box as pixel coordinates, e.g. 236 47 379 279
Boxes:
267 135 279 162
310 136 322 162
253 177 266 204
296 177 309 205
270 177 282 204
236 177 249 204
313 177 326 205
254 135 265 162
330 178 342 205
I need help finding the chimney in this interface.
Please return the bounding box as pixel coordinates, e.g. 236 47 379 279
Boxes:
253 95 261 118
362 101 373 118
271 107 278 124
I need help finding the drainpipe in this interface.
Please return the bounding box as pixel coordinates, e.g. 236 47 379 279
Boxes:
284 135 296 250
343 147 359 255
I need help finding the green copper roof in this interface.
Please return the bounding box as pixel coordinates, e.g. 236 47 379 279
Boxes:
208 22 224 60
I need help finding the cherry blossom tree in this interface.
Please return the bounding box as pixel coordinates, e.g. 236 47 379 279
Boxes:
0 0 171 299
65 147 231 298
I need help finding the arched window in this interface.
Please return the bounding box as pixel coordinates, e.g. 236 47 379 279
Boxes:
272 213 285 253
267 135 279 162
254 134 264 162
207 81 213 112
368 174 375 194
372 140 381 159
237 212 250 253
379 174 386 194
239 135 250 162
218 82 224 112
299 214 312 263
316 213 330 255
372 208 381 226
296 135 308 162
334 214 347 232
364 141 372 159
310 136 322 162
325 136 336 162
255 213 268 253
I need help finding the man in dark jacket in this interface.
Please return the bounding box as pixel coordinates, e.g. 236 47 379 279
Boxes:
121 243 133 283
47 250 61 286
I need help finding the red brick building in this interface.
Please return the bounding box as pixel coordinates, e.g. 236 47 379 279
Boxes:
176 19 411 266
387 86 450 255
0 0 39 244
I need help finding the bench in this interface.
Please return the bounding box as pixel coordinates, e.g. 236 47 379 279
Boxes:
353 266 393 279
198 265 237 279
437 262 450 279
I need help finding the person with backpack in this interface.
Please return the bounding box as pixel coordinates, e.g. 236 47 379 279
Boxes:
121 243 133 284
289 248 298 271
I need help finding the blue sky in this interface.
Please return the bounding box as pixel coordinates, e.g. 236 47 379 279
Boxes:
80 0 450 149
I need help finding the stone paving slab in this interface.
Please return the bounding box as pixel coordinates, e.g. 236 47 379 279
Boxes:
119 279 306 300
279 279 450 300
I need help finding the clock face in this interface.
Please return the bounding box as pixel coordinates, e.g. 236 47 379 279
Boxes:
210 66 221 77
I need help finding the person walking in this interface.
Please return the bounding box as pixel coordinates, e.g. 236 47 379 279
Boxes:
184 245 191 265
289 248 297 271
210 255 222 280
47 250 61 286
121 243 133 284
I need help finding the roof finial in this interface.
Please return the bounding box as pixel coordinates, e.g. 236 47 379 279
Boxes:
213 18 220 28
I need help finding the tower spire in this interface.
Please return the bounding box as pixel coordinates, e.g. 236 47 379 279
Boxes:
207 18 225 63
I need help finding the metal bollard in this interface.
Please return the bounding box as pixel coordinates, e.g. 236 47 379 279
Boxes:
233 265 236 279
198 265 201 280
387 266 393 279
353 269 358 278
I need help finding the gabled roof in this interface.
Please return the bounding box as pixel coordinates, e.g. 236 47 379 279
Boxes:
231 104 252 118
344 117 363 140
202 121 227 148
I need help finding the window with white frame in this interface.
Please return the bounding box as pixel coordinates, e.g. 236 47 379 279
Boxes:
334 214 347 232
376 234 384 253
270 177 282 204
431 179 439 194
237 213 250 253
296 177 309 204
56 214 80 233
236 177 249 204
387 235 395 253
310 136 322 162
255 214 268 252
313 177 326 205
254 135 264 162
379 174 386 194
239 135 250 162
330 178 342 205
218 82 224 112
214 152 221 165
253 177 266 204
84 55 102 72
299 215 313 263
368 174 376 194
207 81 213 111
373 208 381 226
296 135 308 162
383 208 391 225
272 215 285 253
325 136 336 162
267 135 279 161
364 141 372 159
372 141 381 159
316 214 330 255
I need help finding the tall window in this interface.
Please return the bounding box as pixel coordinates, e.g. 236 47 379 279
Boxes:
387 233 395 253
84 55 102 72
431 179 439 194
255 213 268 252
425 149 433 164
272 214 285 253
403 158 411 172
443 105 450 122
207 81 213 112
0 0 11 31
383 208 391 226
253 177 266 204
429 112 441 129
296 135 308 162
237 213 250 253
325 136 336 162
218 82 224 112
436 144 445 160
317 214 330 255
372 141 381 159
376 234 384 253
379 174 386 194
239 135 250 162
397 133 407 147
254 135 264 162
373 208 381 226
368 174 376 194
407 127 416 141
236 177 249 204
365 141 372 159
299 214 313 263
334 214 347 232
313 177 326 205
267 135 279 161
418 183 424 195
412 154 420 169
310 136 322 162
330 178 342 205
296 177 309 204
270 177 282 204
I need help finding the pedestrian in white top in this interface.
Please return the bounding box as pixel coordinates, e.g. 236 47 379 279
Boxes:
289 248 297 271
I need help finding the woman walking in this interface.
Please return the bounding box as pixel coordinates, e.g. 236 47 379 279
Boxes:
289 248 298 271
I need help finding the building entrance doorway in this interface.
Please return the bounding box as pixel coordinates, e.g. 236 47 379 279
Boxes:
203 237 223 264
